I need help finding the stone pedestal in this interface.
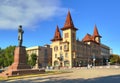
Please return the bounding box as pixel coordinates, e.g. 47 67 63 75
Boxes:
10 46 30 70
9 46 31 70
0 46 45 77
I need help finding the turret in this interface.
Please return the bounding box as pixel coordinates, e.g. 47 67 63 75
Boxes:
93 24 102 43
51 25 62 42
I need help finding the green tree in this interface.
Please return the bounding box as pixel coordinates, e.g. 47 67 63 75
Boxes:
0 48 5 68
0 46 15 68
118 56 120 64
110 54 120 64
28 53 37 67
4 46 15 67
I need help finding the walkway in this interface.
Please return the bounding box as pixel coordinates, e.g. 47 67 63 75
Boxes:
1 66 120 83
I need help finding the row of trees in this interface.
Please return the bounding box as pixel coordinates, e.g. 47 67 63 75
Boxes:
0 46 37 69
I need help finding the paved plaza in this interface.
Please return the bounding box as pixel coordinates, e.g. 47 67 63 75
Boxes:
1 66 120 83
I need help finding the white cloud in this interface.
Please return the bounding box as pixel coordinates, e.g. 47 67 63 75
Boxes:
0 0 66 29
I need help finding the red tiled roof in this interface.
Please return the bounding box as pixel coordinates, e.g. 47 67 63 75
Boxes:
82 33 93 42
51 25 62 42
61 10 78 31
82 25 101 44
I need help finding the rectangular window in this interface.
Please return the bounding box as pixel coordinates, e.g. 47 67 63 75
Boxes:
64 45 67 50
72 33 75 42
54 46 58 51
60 54 62 57
60 46 62 50
65 53 68 58
64 33 69 38
72 45 75 51
55 54 57 58
44 49 47 57
64 44 69 51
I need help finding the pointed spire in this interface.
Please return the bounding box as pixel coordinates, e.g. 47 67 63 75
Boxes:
51 25 62 41
64 10 74 27
93 24 101 37
61 10 78 31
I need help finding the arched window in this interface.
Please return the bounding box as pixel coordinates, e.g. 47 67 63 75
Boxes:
54 61 59 66
64 60 69 67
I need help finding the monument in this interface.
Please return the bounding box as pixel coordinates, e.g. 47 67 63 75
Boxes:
18 25 24 47
0 25 45 77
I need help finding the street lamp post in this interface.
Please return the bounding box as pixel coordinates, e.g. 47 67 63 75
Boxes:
106 58 108 65
93 55 96 67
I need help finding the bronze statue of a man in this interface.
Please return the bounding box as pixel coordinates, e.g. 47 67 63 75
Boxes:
18 25 24 46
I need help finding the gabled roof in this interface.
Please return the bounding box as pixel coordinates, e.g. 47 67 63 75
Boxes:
93 24 101 37
82 33 93 42
61 10 78 31
82 25 101 44
51 25 62 42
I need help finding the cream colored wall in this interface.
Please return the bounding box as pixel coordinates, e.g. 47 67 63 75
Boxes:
51 29 76 68
51 41 61 66
26 46 39 56
63 29 72 67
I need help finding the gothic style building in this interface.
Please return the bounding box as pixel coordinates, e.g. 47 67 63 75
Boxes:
50 11 110 68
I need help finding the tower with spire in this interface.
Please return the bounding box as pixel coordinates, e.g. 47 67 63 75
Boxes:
93 25 102 43
61 10 78 67
51 11 78 68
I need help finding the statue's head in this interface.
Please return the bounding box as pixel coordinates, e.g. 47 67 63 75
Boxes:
19 25 22 28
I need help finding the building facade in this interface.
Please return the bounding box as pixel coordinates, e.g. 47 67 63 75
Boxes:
26 45 52 68
50 11 110 68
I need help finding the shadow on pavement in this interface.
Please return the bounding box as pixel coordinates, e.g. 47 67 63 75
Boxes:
1 74 120 83
43 75 120 83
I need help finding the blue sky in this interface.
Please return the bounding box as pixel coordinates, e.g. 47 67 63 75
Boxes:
0 0 120 55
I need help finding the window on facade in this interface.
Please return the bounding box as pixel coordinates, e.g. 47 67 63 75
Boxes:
79 54 81 56
60 53 62 57
72 33 75 42
55 54 57 58
54 46 58 51
72 45 75 51
60 46 62 50
64 33 69 38
64 45 67 50
34 50 36 53
44 49 47 57
64 44 69 51
65 53 68 58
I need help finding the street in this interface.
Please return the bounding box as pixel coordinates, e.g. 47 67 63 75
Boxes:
1 66 120 83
